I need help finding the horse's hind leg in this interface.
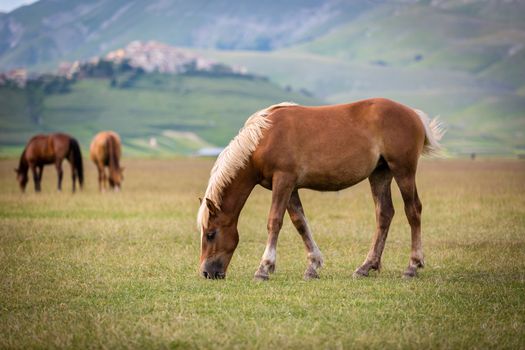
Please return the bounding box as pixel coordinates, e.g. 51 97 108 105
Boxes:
354 164 394 277
393 170 424 278
55 160 64 192
287 190 323 280
254 173 295 281
96 162 106 192
31 164 41 192
68 156 77 192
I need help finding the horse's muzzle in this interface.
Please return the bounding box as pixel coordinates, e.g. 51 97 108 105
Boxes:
202 270 226 279
201 259 226 279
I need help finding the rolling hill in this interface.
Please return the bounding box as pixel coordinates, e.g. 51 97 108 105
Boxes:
0 0 524 156
0 69 320 156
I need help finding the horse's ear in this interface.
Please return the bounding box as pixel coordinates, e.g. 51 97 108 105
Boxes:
205 198 219 216
198 197 202 204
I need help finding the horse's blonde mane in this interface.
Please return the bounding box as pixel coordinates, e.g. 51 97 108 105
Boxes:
197 102 297 228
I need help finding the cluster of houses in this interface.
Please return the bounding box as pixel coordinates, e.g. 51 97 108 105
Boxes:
58 40 248 78
2 40 250 88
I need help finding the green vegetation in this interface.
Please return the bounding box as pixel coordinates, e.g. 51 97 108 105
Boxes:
188 2 525 156
1 0 524 156
192 47 525 156
1 158 524 348
1 0 368 70
0 74 319 156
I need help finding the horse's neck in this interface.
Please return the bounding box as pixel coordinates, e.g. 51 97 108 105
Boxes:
216 165 257 225
109 152 119 172
18 150 29 173
107 137 119 171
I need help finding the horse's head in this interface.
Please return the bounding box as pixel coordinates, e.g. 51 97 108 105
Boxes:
14 168 28 192
109 167 124 191
198 198 239 279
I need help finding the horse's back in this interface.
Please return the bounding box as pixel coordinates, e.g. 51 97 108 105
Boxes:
51 133 75 157
252 98 426 190
24 133 73 163
90 131 121 163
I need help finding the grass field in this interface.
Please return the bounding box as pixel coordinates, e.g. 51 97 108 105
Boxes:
0 75 320 157
1 158 524 348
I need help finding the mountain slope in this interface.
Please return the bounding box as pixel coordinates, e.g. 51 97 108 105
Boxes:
188 1 525 156
0 0 372 70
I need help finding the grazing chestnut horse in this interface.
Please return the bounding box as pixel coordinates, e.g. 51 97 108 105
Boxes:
197 98 444 280
90 131 124 192
15 133 84 192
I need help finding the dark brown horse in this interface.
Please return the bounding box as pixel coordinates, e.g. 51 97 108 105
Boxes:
197 98 444 280
15 133 84 193
90 131 124 192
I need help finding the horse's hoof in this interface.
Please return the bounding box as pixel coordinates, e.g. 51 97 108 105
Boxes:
402 269 418 278
304 269 320 280
267 264 275 274
352 269 369 278
254 272 270 281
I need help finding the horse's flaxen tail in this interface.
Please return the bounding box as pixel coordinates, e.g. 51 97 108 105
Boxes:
413 109 446 157
69 138 84 188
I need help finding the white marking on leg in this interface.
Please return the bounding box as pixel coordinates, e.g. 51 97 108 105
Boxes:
255 244 276 279
308 245 323 269
262 245 276 265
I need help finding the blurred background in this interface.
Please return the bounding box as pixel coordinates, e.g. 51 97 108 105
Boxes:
0 0 524 157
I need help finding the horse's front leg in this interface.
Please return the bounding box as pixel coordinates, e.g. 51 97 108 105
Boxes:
287 190 323 280
36 165 44 192
96 162 106 192
254 173 295 281
97 165 103 192
30 164 40 192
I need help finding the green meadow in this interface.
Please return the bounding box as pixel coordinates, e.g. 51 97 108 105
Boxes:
0 74 320 157
1 158 524 348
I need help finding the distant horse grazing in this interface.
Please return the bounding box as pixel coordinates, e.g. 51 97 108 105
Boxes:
90 131 124 192
15 133 84 193
197 98 444 280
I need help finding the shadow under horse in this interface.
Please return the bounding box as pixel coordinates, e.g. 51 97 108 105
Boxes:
15 133 84 193
90 131 124 192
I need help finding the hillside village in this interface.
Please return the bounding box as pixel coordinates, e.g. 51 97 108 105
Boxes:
0 39 314 156
60 41 248 78
1 41 250 87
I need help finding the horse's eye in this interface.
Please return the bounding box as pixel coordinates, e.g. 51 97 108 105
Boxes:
206 230 216 241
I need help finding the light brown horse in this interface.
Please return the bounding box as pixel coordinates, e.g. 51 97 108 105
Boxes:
15 133 84 193
197 98 444 280
90 131 124 192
